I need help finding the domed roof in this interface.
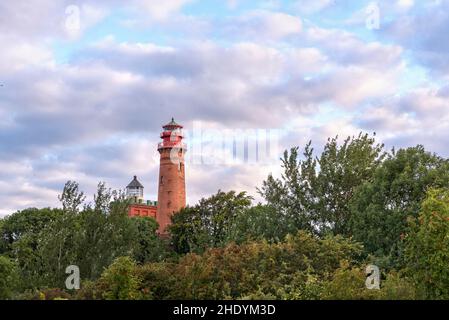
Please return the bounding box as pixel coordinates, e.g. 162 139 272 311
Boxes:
127 176 144 188
163 117 183 129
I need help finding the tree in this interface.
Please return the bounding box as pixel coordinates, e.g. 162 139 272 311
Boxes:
321 261 379 300
0 220 4 254
405 188 449 299
0 180 173 291
58 181 85 214
131 217 170 264
0 208 62 255
0 255 20 299
228 204 288 244
259 132 385 236
137 262 177 300
349 146 449 266
321 262 416 300
97 257 141 300
38 182 134 285
36 210 80 288
169 190 253 254
169 231 362 299
73 183 129 281
34 181 171 287
0 208 63 289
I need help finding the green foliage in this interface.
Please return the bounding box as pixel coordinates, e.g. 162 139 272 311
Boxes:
169 190 253 254
29 288 72 300
350 146 449 266
89 231 364 300
164 231 362 300
229 205 286 244
0 255 20 299
37 183 170 288
131 217 172 264
58 180 86 214
321 261 379 300
260 132 385 237
97 257 141 300
73 183 136 280
0 181 171 291
0 208 63 288
321 262 416 300
137 262 177 299
0 220 3 253
379 272 416 300
404 188 449 299
36 211 80 288
0 207 62 255
73 280 98 300
2 134 448 300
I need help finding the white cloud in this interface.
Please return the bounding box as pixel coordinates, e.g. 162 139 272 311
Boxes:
2 0 448 216
134 0 193 21
292 0 335 14
260 11 303 38
64 4 110 39
383 0 449 75
0 36 54 73
397 0 414 9
228 11 302 40
358 86 449 156
0 1 110 40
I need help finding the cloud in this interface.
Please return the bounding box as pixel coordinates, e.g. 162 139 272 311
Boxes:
383 0 449 76
304 26 403 69
0 1 110 40
0 36 54 73
0 0 194 42
397 0 414 9
134 0 194 21
2 0 448 217
225 10 302 41
0 27 406 185
357 86 449 156
292 0 335 14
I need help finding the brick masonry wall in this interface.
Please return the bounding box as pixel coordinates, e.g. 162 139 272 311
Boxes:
128 204 157 218
156 148 186 234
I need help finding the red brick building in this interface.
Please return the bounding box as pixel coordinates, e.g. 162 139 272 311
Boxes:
127 118 187 235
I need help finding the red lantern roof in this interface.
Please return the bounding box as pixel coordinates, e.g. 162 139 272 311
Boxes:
163 117 183 129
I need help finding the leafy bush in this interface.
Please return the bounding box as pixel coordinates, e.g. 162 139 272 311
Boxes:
96 257 141 300
0 255 20 299
405 188 449 299
136 231 362 300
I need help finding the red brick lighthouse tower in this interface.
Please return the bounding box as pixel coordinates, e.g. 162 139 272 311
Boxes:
157 118 187 235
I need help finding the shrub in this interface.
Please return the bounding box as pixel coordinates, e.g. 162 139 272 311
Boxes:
96 257 141 300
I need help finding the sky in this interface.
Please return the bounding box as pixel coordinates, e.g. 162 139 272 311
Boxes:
1 0 449 216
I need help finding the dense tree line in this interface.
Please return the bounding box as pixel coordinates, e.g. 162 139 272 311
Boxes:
0 181 170 296
1 132 448 299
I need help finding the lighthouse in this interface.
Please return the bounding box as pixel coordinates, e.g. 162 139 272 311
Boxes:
156 118 187 235
126 175 157 218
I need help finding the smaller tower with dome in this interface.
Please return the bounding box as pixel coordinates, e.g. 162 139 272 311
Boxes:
126 175 144 203
127 175 157 218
